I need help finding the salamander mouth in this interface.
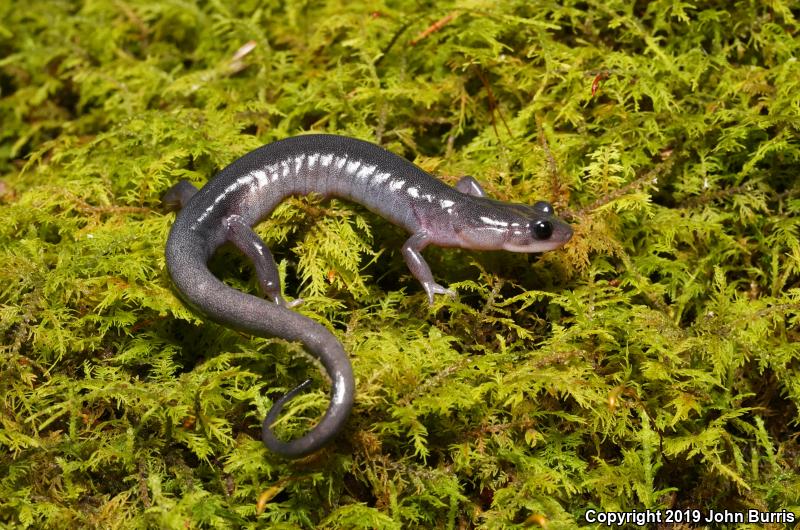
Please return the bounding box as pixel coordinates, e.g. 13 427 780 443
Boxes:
502 240 565 253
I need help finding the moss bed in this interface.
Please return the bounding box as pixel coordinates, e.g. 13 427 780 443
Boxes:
1 1 799 528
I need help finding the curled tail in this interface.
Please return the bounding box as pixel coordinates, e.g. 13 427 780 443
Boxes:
165 230 354 457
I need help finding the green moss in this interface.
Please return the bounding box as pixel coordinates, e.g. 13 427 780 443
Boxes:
1 0 799 528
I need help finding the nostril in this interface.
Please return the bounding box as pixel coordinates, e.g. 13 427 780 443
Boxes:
532 219 553 239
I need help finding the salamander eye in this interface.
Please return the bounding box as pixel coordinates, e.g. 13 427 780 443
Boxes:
531 219 553 240
533 201 554 215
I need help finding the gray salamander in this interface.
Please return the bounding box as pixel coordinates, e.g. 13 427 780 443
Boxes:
164 134 572 457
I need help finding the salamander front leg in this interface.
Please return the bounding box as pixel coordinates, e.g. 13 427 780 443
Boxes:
224 215 302 308
401 232 455 305
455 176 486 198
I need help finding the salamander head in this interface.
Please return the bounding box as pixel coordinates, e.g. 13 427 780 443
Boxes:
455 199 573 253
502 200 573 252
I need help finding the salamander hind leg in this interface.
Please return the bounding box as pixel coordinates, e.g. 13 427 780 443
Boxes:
163 180 199 211
401 232 456 305
224 214 303 308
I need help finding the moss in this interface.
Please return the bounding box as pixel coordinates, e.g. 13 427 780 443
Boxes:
1 0 799 528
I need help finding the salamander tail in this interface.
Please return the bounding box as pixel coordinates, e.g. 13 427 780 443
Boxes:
165 229 355 457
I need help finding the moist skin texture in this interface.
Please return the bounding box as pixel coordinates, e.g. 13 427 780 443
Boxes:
164 134 573 458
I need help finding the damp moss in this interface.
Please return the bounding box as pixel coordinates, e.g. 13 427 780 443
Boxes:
1 1 799 528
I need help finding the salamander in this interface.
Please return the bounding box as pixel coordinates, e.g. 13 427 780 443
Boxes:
164 134 572 457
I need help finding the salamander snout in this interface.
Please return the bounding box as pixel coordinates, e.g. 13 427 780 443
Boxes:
527 200 571 246
500 200 573 253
